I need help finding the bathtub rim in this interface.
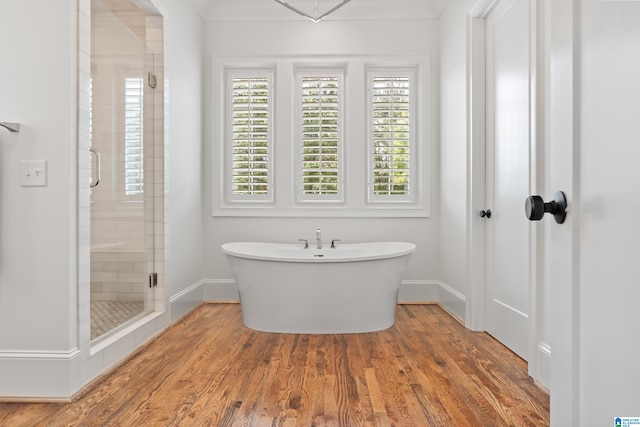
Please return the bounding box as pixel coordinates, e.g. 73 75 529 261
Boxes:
221 241 416 263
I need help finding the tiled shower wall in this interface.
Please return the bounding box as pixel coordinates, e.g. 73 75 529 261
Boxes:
91 251 147 301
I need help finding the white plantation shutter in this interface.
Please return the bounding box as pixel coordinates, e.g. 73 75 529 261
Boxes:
297 70 343 202
215 59 429 216
228 71 273 201
125 77 144 196
368 70 416 202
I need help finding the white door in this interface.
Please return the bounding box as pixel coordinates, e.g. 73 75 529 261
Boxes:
484 0 532 361
549 1 640 424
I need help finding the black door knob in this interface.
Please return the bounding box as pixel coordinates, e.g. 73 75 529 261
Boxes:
525 191 567 224
479 209 492 219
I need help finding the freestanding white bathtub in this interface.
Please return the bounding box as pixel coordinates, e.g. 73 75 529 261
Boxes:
221 241 416 334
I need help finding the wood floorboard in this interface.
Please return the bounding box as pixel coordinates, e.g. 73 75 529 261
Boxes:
0 303 549 426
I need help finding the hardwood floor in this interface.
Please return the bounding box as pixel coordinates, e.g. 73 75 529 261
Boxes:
0 304 550 426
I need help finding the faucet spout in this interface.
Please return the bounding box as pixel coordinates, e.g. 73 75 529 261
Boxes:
316 229 322 249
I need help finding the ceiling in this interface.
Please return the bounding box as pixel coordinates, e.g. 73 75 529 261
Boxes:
188 0 450 22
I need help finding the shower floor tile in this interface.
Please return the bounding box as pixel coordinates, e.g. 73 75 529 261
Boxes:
91 300 144 340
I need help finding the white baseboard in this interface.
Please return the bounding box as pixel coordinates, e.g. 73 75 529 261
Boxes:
0 349 80 360
398 280 439 302
203 279 239 302
535 341 551 389
436 281 466 322
203 279 465 324
170 280 205 323
0 349 81 399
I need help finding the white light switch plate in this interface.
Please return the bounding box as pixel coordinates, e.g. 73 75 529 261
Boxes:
21 160 48 187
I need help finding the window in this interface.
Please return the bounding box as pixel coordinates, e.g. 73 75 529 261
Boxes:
367 69 416 203
214 58 429 217
226 69 274 202
296 68 344 202
124 77 144 196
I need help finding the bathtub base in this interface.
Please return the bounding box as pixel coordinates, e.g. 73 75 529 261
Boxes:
226 253 412 334
242 317 396 335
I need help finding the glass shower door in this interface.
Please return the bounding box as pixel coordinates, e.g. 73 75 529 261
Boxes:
89 0 156 342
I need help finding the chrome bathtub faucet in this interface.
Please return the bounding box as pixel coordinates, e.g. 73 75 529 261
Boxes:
316 229 322 249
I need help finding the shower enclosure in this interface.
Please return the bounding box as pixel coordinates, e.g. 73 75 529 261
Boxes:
89 0 158 341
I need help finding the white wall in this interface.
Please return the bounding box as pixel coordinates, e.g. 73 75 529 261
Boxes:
438 0 475 319
162 0 206 321
202 18 441 295
0 0 79 396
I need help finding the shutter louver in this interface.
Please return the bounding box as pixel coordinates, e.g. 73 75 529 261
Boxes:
371 76 410 196
301 76 340 196
231 77 270 195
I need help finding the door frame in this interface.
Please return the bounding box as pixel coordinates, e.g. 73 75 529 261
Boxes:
466 0 545 381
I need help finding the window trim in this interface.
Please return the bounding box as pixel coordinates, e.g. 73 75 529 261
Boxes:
212 56 431 218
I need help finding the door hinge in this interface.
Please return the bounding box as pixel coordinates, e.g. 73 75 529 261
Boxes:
149 272 158 287
148 72 157 89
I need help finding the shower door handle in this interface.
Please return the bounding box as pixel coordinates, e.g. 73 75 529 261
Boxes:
90 147 101 188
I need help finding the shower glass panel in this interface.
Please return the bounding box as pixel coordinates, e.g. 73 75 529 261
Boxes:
90 0 155 342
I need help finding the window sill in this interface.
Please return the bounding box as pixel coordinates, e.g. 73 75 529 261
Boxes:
212 206 430 218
